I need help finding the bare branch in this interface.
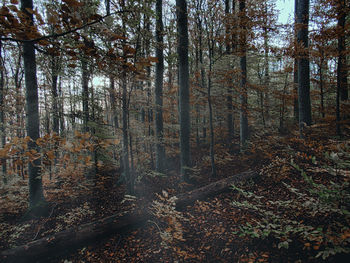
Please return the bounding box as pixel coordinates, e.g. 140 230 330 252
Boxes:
0 10 130 43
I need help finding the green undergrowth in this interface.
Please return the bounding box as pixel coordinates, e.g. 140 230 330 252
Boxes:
231 151 350 261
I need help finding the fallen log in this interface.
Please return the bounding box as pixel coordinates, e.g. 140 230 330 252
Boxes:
176 170 257 210
0 170 257 263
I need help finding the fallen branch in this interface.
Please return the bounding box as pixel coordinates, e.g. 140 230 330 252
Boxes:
0 170 257 262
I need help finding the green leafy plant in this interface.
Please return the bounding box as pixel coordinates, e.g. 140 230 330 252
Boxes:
231 157 350 260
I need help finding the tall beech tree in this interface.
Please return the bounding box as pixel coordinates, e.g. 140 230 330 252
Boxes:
225 0 234 150
176 0 191 181
296 0 312 133
335 0 348 135
0 41 6 183
293 0 299 121
239 0 248 148
20 0 46 209
155 0 165 172
120 0 132 194
337 0 348 102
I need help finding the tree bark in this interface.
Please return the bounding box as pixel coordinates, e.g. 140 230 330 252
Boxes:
207 38 216 178
263 5 269 125
21 0 45 208
337 0 348 101
176 0 191 181
293 0 299 122
81 57 89 132
155 0 165 172
0 170 257 263
225 0 234 151
296 0 312 135
239 0 248 149
51 55 59 135
120 0 133 194
0 40 6 184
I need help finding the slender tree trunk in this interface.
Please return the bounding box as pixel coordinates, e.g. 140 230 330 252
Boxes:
293 60 299 121
81 58 89 132
121 0 133 194
239 0 248 149
293 0 299 122
109 77 118 129
337 0 348 102
105 0 110 16
319 54 325 118
336 76 341 136
176 0 191 181
225 0 234 151
208 45 217 178
199 14 206 142
13 52 23 138
0 41 6 184
58 76 65 134
263 13 270 125
122 72 131 193
21 0 45 208
296 0 312 136
51 55 59 135
279 72 289 132
155 0 165 172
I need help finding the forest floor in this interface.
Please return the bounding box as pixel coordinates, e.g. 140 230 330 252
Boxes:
1 123 350 262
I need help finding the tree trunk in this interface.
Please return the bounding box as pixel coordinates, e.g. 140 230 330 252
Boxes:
0 40 6 184
58 76 65 134
51 55 59 135
198 12 206 143
155 0 165 172
122 66 131 194
81 58 89 132
208 51 216 178
176 0 191 181
21 0 45 208
319 54 325 118
296 0 312 135
121 0 133 194
0 170 257 263
225 0 234 151
239 0 248 149
337 0 348 101
109 77 119 129
293 0 299 122
263 13 269 125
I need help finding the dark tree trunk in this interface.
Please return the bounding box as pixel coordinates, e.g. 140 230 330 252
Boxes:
293 59 299 121
263 12 269 125
176 0 191 181
319 54 325 118
51 55 59 135
21 0 45 208
122 71 131 193
0 41 6 184
109 77 118 129
337 0 348 101
225 0 234 150
293 0 299 122
207 45 216 178
198 12 206 142
296 0 312 135
155 0 165 172
239 0 248 149
105 0 110 16
58 77 65 134
120 0 133 194
81 58 89 132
